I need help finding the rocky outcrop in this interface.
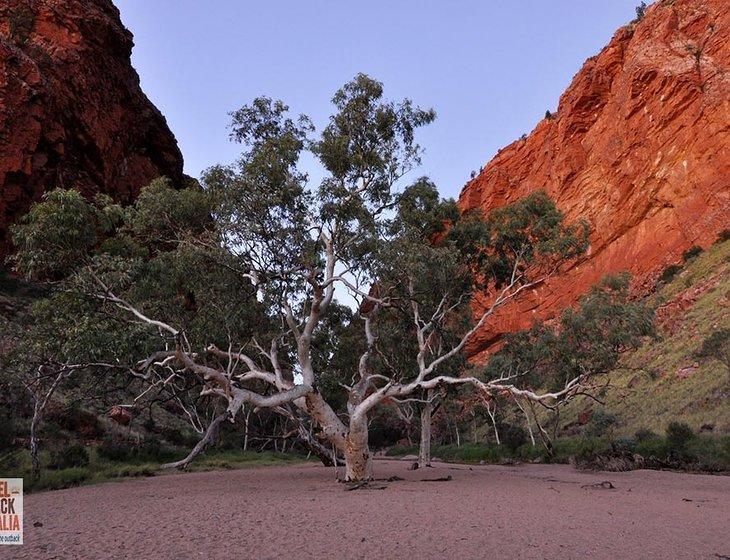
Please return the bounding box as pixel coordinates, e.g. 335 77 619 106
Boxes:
459 0 729 361
0 0 183 258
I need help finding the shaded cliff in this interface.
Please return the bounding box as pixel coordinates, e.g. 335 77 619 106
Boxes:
459 0 729 361
0 0 184 257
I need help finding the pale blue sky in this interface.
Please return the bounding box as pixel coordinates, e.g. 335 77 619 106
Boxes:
116 0 641 199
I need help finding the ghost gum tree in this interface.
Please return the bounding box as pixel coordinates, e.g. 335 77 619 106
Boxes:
12 74 594 482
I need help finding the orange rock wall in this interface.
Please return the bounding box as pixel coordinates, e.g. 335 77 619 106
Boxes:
0 0 184 258
459 0 729 361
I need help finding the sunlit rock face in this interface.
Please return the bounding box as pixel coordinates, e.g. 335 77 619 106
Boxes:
459 0 729 361
0 0 184 258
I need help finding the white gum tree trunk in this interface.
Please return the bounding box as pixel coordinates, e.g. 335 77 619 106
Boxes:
418 391 433 468
344 415 372 482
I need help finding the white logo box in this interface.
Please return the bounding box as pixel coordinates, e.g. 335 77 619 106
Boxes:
0 479 23 545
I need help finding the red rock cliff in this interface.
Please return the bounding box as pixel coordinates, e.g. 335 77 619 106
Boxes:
459 0 729 361
0 0 184 257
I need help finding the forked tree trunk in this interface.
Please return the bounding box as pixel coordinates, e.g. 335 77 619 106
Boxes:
418 392 433 468
344 417 372 482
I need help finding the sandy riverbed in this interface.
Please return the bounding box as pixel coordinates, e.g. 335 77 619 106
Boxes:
6 460 729 559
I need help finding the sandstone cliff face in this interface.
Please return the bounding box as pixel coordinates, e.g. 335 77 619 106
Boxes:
0 0 183 257
459 0 729 361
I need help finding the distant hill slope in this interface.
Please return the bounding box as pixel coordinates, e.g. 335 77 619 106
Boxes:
564 237 729 435
459 0 730 360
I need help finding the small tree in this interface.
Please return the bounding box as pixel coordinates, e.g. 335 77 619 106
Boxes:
633 2 647 23
484 273 655 452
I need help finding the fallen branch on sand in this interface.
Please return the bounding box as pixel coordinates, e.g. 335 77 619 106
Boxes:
580 481 615 490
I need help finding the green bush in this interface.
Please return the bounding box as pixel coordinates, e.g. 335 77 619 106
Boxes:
516 442 545 462
612 436 636 454
715 229 730 244
49 444 89 469
385 444 418 457
682 245 703 261
584 410 618 437
573 437 612 463
666 421 695 455
694 329 730 370
30 467 91 491
656 264 682 286
97 438 135 462
0 414 18 451
634 428 659 442
108 464 157 478
501 424 528 451
137 439 178 462
686 436 730 472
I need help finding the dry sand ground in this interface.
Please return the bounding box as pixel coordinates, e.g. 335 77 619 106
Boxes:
6 460 729 560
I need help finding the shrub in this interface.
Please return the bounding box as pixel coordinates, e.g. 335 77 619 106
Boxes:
694 329 730 370
612 436 636 454
573 437 612 463
715 229 730 245
0 414 18 451
656 264 682 286
97 437 134 462
161 425 199 447
30 467 91 491
137 439 178 462
49 444 89 469
501 424 528 451
686 436 730 472
516 442 545 462
666 421 694 456
682 245 702 261
634 428 659 442
633 1 647 22
46 403 103 438
108 464 157 478
584 410 618 437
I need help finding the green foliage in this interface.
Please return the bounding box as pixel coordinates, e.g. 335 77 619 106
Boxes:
7 74 601 474
584 409 618 438
312 73 435 197
634 428 659 442
49 444 90 469
11 189 123 280
501 424 528 451
682 245 703 262
657 263 682 286
97 438 134 462
384 433 730 472
715 229 730 244
633 1 647 22
665 421 695 455
393 177 459 240
612 436 636 454
451 190 589 289
694 329 730 370
487 273 655 390
31 467 92 491
0 413 18 451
